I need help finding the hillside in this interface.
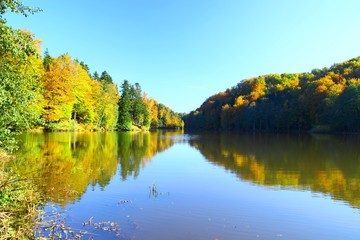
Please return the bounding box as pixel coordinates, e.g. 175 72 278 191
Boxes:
184 57 360 133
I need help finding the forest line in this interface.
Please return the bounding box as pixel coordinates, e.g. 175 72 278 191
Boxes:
184 57 360 133
0 17 183 151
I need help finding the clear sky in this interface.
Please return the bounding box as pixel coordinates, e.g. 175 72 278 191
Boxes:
4 0 360 113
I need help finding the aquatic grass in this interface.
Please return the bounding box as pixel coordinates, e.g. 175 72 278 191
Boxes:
149 183 158 198
0 149 43 239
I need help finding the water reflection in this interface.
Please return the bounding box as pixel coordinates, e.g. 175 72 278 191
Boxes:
118 131 182 180
14 131 181 205
189 132 360 208
13 131 360 210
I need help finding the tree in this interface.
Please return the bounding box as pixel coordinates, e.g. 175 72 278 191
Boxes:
100 71 113 84
332 84 360 132
43 48 53 71
143 94 159 128
131 83 148 126
117 80 132 131
42 54 76 122
42 54 99 127
0 22 43 150
93 71 100 81
96 81 120 130
77 60 91 77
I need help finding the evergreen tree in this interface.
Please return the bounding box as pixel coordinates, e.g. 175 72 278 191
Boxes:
100 71 113 84
131 83 148 126
93 71 100 80
78 60 91 77
43 48 53 71
117 80 132 131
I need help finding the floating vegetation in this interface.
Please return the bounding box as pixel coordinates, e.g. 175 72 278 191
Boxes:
93 221 120 232
35 206 92 239
35 205 125 239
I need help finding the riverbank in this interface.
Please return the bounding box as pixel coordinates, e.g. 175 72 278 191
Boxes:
0 150 42 239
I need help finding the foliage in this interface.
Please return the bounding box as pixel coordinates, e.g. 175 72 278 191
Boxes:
143 93 184 129
117 80 133 131
42 54 119 130
0 0 180 145
118 80 183 131
99 70 113 84
117 80 153 131
0 22 44 151
97 80 120 130
0 0 41 19
130 83 149 127
184 57 360 133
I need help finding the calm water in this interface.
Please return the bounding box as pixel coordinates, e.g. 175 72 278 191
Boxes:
13 131 360 239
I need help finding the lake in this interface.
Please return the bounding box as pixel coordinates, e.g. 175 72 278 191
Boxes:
13 131 360 239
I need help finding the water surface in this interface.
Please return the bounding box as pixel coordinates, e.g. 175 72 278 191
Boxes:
14 131 360 239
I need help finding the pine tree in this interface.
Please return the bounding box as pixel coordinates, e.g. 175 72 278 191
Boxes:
117 80 132 131
100 71 113 84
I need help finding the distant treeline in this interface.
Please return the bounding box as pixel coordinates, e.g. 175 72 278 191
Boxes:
0 21 183 150
184 57 360 133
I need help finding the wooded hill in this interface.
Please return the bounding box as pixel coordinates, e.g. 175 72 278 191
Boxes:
184 57 360 133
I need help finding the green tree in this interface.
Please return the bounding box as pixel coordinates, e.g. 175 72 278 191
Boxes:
100 70 113 84
131 83 149 126
43 48 53 71
332 84 360 132
0 22 43 151
93 71 100 80
77 59 91 77
96 81 120 130
117 80 132 131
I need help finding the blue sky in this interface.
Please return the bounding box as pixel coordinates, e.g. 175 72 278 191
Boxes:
5 0 360 113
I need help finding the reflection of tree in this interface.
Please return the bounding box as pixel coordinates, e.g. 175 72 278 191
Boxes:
13 131 181 205
118 130 181 180
190 133 360 208
14 132 119 206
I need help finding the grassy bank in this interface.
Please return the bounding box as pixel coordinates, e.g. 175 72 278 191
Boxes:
0 149 42 239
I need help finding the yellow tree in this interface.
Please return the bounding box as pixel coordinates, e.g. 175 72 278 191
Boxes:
96 82 120 130
143 93 159 128
70 58 98 124
42 54 76 122
42 54 100 127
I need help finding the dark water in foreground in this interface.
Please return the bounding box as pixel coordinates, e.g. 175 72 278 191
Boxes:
14 131 360 239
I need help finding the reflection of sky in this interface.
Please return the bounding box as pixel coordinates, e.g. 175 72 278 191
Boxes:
49 142 360 240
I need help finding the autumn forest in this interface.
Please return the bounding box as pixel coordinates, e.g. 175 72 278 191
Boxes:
0 15 183 151
2 1 360 152
184 57 360 133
